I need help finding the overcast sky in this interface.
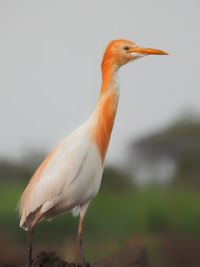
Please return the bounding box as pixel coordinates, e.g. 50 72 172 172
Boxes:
0 0 200 164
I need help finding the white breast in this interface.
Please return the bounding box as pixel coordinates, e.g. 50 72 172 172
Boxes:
19 116 104 226
53 144 103 215
41 126 103 219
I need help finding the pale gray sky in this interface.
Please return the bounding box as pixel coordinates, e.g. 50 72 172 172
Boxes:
0 0 200 163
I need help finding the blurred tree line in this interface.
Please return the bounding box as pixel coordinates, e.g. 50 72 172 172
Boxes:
127 112 200 187
0 151 45 183
0 112 200 188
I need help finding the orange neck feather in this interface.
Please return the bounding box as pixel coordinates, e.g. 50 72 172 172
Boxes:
95 57 119 162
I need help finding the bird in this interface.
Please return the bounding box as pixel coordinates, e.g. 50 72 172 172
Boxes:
18 39 167 267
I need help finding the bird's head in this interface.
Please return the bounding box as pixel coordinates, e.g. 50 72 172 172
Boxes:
102 39 168 69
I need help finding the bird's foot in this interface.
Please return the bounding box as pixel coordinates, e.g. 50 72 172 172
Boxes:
76 235 85 266
27 248 33 267
27 258 33 267
80 255 86 267
75 258 90 267
75 252 87 267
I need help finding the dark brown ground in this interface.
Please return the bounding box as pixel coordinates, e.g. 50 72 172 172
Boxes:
1 236 200 267
20 240 148 267
24 251 91 267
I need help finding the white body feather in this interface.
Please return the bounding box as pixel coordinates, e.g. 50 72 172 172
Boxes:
19 114 103 229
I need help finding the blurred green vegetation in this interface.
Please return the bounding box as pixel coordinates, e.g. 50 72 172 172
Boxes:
1 180 200 245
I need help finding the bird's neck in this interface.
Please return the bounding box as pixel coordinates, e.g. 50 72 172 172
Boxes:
100 58 119 96
94 59 120 162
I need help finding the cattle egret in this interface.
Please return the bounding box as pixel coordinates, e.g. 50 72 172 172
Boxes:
18 39 167 266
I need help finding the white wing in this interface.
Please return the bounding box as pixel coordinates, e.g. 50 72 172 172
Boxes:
19 119 103 228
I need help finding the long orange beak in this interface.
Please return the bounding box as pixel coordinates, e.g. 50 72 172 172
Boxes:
129 47 168 55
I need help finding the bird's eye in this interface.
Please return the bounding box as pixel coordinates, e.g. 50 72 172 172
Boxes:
123 46 130 52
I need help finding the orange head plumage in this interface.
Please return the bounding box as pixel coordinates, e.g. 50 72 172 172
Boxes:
102 39 168 70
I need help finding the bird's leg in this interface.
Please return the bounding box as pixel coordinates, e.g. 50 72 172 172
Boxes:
77 215 86 267
76 202 90 267
26 211 43 267
27 229 33 267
